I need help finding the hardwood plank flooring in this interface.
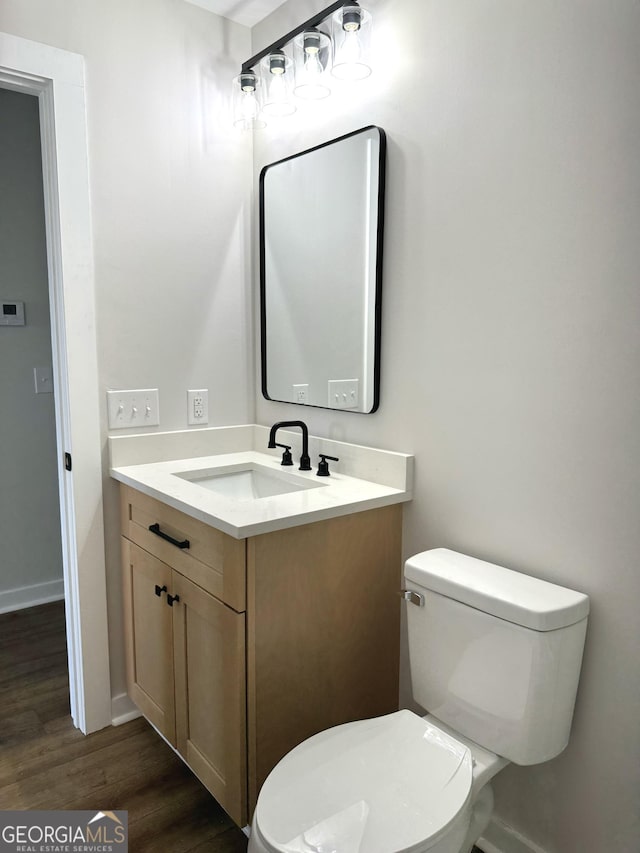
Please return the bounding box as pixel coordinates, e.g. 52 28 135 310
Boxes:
0 601 248 853
0 602 489 853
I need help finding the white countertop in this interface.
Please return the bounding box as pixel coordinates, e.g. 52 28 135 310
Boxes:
109 426 413 539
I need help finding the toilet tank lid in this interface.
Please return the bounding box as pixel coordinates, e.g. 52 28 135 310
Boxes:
404 549 589 631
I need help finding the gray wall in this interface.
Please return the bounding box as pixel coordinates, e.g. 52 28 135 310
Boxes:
0 88 62 609
253 1 640 852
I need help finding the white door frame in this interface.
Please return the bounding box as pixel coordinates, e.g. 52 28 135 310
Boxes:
0 32 111 733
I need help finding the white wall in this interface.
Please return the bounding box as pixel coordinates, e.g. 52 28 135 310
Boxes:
252 1 640 852
2 2 638 849
0 0 254 697
0 88 63 610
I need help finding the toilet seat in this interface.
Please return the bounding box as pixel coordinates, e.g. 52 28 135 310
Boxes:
253 710 473 853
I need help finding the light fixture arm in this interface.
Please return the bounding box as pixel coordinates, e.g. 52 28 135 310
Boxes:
240 0 357 73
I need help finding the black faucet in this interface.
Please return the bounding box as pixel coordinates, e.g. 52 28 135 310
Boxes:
268 421 311 471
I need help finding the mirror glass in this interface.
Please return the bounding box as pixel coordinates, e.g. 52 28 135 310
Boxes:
260 125 385 413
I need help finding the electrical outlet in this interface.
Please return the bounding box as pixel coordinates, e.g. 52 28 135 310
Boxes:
188 389 209 425
293 383 309 404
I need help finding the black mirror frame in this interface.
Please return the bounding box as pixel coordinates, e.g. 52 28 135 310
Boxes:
259 124 386 414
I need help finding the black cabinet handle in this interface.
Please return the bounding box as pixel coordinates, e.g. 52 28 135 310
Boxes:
167 594 180 607
148 523 190 550
154 584 167 597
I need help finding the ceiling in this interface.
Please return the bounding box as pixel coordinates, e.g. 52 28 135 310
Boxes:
183 0 288 28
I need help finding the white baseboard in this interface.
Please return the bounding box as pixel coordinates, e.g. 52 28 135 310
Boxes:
478 816 548 853
111 692 141 726
0 578 65 614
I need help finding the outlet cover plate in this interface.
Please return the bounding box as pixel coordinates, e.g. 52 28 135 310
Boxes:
292 383 309 404
188 389 209 425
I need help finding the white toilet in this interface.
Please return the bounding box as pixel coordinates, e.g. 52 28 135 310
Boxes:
248 548 589 853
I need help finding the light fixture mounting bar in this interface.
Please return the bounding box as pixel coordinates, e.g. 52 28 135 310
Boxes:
241 0 352 73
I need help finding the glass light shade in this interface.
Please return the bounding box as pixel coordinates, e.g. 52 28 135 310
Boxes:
293 28 332 100
260 50 296 117
232 71 266 130
331 4 372 81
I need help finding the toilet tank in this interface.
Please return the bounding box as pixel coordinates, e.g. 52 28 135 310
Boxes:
404 549 589 765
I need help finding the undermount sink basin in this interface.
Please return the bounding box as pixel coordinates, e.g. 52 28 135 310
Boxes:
174 464 323 501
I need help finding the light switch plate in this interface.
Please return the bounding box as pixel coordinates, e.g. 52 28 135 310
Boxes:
107 389 160 429
34 366 54 394
328 378 359 409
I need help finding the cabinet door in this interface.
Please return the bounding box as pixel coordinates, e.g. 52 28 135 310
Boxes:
171 572 247 826
121 539 176 743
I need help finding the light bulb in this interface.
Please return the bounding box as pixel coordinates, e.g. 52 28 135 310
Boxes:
341 29 362 65
304 48 324 81
294 29 331 100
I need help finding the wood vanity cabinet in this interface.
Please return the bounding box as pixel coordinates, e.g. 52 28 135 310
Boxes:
120 484 402 827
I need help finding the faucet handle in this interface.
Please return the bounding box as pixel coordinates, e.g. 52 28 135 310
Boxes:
274 443 293 466
317 454 339 477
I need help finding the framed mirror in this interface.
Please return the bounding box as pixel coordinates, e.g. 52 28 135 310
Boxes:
260 125 386 413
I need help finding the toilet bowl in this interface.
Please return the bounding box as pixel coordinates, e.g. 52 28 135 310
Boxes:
248 549 589 853
248 711 507 853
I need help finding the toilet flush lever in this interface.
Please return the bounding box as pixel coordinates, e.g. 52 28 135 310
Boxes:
400 589 425 607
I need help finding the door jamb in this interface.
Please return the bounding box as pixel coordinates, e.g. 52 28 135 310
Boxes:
0 32 111 733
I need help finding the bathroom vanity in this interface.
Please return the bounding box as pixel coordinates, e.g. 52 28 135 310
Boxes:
112 426 413 827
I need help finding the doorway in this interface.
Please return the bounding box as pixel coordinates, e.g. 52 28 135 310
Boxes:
0 88 64 617
0 31 111 733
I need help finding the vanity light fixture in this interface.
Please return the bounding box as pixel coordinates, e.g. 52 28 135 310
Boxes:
232 0 373 130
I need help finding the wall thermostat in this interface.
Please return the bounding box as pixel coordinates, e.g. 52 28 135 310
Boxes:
1 301 25 326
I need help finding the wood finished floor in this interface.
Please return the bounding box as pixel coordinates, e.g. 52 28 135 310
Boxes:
0 600 248 852
0 601 488 853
